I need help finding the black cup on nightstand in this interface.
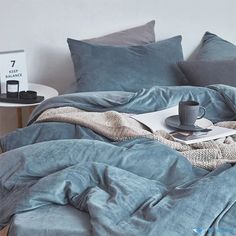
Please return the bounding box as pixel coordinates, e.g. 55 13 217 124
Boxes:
6 80 19 98
179 101 206 126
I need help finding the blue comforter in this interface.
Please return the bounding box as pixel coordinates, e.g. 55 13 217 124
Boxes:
1 85 236 235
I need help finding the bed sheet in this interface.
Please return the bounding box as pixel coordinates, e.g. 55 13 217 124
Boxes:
9 205 92 236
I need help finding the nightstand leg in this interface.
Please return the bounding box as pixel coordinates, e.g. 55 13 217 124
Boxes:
17 108 23 128
0 225 9 236
28 106 34 114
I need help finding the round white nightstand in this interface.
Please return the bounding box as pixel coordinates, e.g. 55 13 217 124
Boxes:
0 83 58 128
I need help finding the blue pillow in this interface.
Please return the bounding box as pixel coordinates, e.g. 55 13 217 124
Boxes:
67 36 186 92
192 32 236 60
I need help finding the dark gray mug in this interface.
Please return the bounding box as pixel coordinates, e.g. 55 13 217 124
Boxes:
179 101 206 126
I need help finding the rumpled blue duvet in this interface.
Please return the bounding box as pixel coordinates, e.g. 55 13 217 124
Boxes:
1 85 236 236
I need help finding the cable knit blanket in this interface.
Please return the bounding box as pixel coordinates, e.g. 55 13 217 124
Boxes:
36 107 236 170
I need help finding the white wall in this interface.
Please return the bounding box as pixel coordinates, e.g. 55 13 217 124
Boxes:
0 0 235 134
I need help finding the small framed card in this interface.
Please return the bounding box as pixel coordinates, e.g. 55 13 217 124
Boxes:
0 50 28 93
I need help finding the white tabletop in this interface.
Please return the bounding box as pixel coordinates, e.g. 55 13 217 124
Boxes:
0 83 59 108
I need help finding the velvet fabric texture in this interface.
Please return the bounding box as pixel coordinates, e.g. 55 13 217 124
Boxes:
67 36 186 92
178 60 236 86
84 20 155 46
2 85 236 235
192 32 236 60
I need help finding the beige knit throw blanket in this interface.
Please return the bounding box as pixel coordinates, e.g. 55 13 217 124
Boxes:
36 106 236 170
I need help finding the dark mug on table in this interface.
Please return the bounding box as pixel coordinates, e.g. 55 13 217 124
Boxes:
179 101 206 126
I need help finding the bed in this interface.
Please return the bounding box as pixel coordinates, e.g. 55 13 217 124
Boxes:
1 22 236 236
